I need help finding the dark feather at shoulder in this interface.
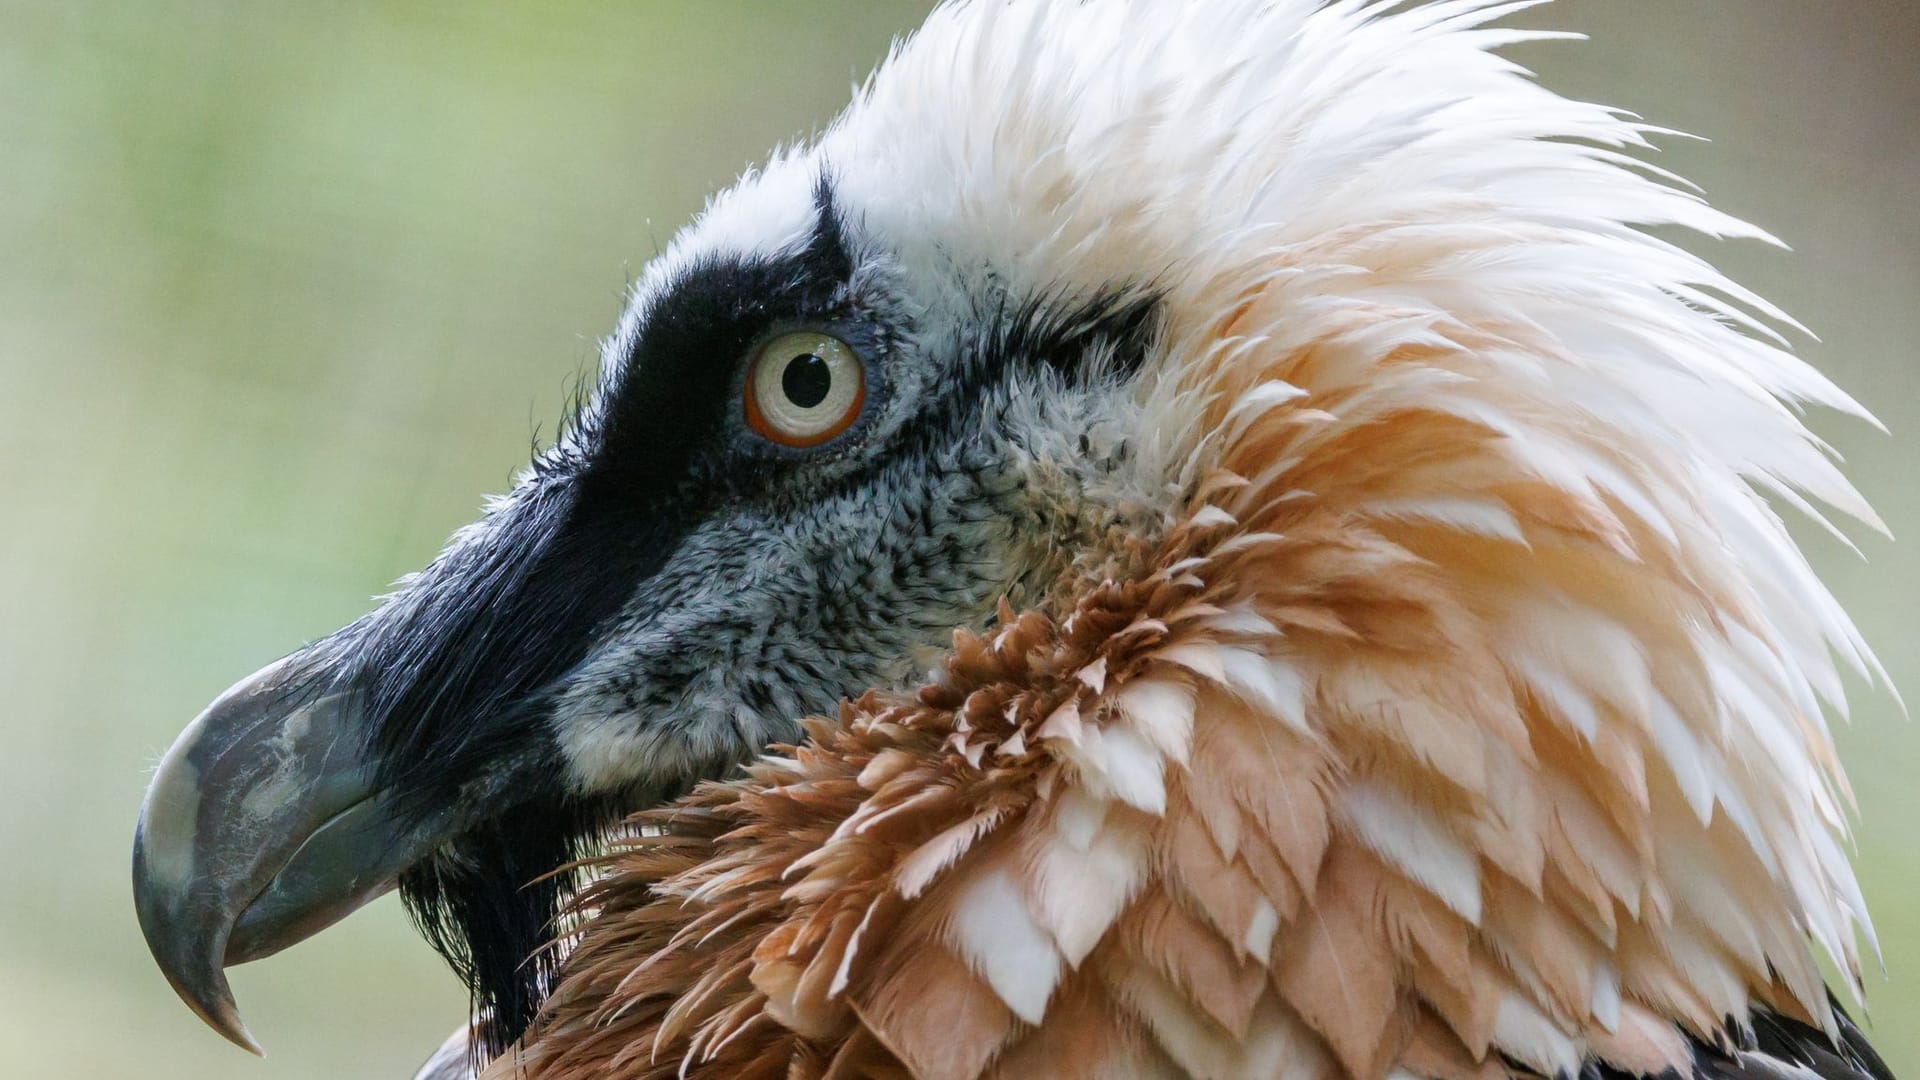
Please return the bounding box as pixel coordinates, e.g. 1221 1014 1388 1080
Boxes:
1581 1003 1894 1080
1715 1006 1895 1080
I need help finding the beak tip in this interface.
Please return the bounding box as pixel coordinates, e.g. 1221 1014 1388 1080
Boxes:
221 1017 266 1058
195 983 265 1057
146 937 263 1055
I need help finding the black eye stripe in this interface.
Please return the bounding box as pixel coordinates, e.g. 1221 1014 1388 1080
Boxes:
909 286 1162 447
585 173 856 488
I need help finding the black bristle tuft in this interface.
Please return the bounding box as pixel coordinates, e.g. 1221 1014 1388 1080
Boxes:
398 796 614 1060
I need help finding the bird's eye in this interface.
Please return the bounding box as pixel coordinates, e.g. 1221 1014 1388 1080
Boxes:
744 331 866 448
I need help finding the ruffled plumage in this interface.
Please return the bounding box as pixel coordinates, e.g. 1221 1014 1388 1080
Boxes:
474 1 1888 1077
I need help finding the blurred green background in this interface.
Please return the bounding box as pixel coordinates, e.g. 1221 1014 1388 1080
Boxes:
0 2 1912 1076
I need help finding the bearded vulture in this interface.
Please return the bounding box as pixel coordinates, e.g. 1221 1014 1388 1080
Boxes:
133 1 1897 1078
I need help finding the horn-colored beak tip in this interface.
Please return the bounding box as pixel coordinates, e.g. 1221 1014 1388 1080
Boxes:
191 981 264 1058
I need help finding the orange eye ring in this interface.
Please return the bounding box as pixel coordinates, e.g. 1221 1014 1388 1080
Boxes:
744 331 866 448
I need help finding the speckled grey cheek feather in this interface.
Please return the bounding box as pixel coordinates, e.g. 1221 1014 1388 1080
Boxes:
548 360 1162 800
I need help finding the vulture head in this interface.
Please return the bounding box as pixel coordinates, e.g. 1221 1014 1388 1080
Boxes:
135 1 1894 1077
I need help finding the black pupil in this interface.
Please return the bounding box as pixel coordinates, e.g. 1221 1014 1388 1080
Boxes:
780 353 833 409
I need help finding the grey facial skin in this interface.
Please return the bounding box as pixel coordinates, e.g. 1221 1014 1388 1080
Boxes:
131 175 1162 1056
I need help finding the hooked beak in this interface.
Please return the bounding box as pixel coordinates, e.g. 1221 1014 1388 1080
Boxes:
130 468 697 1055
131 656 460 1054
